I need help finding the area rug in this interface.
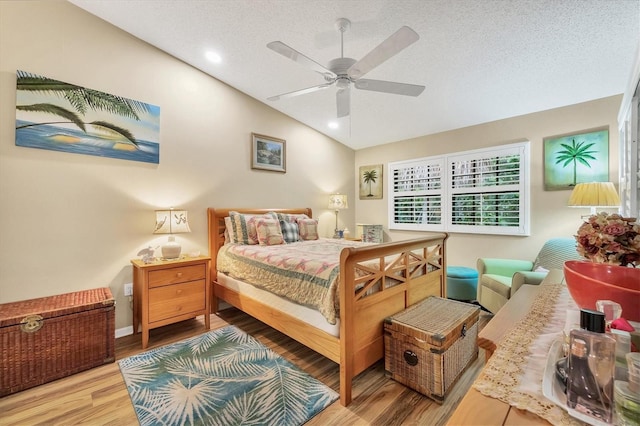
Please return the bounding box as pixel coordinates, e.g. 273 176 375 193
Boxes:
119 325 338 426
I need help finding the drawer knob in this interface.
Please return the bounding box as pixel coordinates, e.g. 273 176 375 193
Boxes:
176 306 182 311
176 289 182 295
176 272 183 278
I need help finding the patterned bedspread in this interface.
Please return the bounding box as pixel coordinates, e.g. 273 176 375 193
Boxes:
217 238 371 324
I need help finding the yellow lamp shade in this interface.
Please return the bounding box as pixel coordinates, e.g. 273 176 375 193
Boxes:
568 182 620 214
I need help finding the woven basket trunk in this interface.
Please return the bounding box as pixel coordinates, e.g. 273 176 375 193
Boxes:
384 296 479 403
0 288 115 396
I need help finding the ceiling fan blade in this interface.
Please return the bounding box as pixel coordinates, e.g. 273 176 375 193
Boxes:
354 78 425 96
267 41 335 78
347 26 419 79
267 82 334 101
336 87 350 118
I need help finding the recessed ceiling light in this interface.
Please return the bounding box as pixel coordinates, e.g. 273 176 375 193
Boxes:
205 51 222 64
328 121 339 129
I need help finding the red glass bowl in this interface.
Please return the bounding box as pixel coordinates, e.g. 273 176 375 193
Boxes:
563 260 640 322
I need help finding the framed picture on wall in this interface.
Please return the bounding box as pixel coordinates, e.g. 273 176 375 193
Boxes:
543 127 609 190
15 70 160 164
251 133 286 173
359 164 383 199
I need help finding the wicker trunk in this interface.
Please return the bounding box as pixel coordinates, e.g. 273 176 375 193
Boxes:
0 288 115 397
384 296 479 403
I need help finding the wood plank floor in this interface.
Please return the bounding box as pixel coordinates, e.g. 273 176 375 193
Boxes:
0 308 491 426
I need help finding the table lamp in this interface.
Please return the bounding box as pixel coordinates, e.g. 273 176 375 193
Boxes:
154 208 191 259
328 193 348 238
568 182 620 216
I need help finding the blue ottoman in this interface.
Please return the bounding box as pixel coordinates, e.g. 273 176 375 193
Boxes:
446 266 479 301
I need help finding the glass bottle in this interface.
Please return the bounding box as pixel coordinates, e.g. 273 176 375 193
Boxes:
566 330 615 423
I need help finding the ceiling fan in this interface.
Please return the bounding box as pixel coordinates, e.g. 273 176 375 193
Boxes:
266 18 425 119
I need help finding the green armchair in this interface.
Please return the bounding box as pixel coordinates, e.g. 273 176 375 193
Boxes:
477 238 581 314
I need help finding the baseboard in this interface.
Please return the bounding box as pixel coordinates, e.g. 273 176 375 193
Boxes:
116 326 133 338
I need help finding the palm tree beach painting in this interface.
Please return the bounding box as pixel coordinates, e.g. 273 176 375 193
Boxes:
15 70 160 164
543 128 609 190
359 164 383 199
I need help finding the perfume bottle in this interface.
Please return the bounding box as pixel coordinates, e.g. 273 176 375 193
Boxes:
557 309 607 392
566 329 616 423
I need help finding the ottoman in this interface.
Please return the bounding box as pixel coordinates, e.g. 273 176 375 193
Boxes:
447 266 478 301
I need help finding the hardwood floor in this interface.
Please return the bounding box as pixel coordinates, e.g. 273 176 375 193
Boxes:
0 309 491 426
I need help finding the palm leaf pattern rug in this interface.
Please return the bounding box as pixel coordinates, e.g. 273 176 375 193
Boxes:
119 325 338 425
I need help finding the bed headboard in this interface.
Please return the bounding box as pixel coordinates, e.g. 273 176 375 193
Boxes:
207 207 313 280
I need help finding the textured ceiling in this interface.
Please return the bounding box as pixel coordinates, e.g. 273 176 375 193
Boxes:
69 0 639 150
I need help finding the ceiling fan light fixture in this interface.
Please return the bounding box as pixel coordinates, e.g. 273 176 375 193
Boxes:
336 78 350 90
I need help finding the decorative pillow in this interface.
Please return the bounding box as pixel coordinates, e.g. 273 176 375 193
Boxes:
280 220 300 243
224 217 236 243
297 218 319 240
277 213 309 224
256 218 285 245
227 211 277 245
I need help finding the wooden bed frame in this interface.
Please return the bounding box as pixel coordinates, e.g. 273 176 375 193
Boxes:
207 207 448 406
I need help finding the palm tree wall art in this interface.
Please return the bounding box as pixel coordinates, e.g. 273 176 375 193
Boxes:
543 128 609 190
359 164 383 199
15 70 160 164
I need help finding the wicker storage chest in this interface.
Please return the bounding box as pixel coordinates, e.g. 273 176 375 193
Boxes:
0 288 115 396
384 296 479 403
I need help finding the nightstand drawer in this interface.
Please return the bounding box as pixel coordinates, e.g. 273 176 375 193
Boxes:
148 264 206 288
148 280 206 322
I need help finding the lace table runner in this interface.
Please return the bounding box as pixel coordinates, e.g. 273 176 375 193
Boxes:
473 281 584 425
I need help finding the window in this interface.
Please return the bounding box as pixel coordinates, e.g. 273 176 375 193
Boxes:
388 141 530 235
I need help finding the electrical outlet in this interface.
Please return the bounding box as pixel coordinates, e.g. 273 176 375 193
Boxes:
124 283 133 297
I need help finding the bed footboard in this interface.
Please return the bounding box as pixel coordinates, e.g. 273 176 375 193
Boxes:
338 234 447 405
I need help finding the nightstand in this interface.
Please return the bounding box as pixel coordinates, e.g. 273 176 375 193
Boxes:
131 255 211 349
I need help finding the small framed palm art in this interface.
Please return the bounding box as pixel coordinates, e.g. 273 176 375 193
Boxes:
543 127 609 190
359 164 383 199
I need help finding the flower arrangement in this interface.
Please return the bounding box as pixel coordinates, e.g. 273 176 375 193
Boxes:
575 212 640 267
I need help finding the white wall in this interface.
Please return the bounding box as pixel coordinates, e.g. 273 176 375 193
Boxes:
0 1 355 330
354 95 622 268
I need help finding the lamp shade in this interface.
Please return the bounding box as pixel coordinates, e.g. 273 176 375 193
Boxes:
328 194 348 210
153 209 190 260
154 209 191 234
568 182 620 208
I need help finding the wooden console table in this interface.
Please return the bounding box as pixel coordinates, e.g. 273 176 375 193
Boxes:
447 387 549 425
478 283 543 361
448 270 566 425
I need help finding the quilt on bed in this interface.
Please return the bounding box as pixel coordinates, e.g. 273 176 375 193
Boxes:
217 238 370 324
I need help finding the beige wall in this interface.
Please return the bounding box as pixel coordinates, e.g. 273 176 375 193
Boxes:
355 95 621 268
0 1 355 330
